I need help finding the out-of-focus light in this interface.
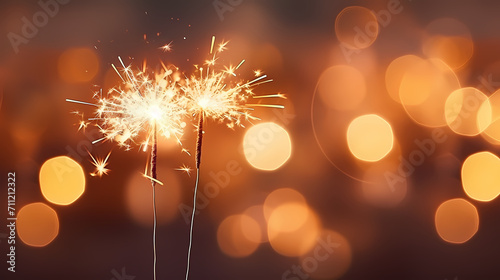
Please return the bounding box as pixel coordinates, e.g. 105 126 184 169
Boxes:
317 65 366 111
217 214 261 258
58 48 99 83
435 198 479 244
385 55 423 103
445 87 491 136
482 89 500 144
400 58 460 127
423 36 473 70
17 202 59 247
423 18 473 70
39 156 85 205
461 151 500 202
263 188 307 221
243 122 291 171
126 169 181 227
347 114 394 162
299 230 352 279
335 6 379 49
268 203 320 256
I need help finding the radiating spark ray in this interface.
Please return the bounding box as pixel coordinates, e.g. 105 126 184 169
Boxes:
252 94 286 99
210 35 216 54
236 59 245 70
112 64 125 83
66 99 99 107
248 75 267 85
143 173 164 185
92 137 107 145
245 104 285 109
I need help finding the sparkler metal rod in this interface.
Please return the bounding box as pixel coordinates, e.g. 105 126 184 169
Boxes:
151 122 158 280
186 110 204 280
195 111 204 169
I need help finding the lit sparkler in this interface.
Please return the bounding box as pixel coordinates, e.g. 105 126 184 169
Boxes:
67 57 186 280
182 36 285 280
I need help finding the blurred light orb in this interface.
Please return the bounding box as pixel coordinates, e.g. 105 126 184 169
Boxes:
263 188 307 221
347 114 394 162
385 55 423 103
217 214 261 258
400 58 460 127
58 48 99 83
423 18 473 70
126 169 181 227
445 87 491 136
17 202 59 247
39 156 85 205
317 65 366 111
461 151 500 202
423 36 473 70
243 122 291 171
268 203 320 256
482 89 500 144
435 198 479 244
335 6 379 49
299 230 352 279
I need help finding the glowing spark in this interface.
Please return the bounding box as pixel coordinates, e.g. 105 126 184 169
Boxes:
160 41 173 52
143 173 164 185
254 70 262 76
176 165 193 176
88 151 111 177
69 61 186 150
182 148 192 156
78 120 88 132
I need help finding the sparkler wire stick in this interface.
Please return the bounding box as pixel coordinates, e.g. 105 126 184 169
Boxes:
151 121 158 280
182 36 285 280
185 111 203 280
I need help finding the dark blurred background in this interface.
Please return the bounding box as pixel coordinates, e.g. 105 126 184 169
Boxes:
2 0 500 279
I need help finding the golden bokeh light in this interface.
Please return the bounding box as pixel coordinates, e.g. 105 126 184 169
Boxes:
39 156 86 205
263 188 307 221
445 87 491 136
217 214 261 258
17 202 59 247
385 55 423 103
335 6 379 49
299 230 352 279
423 36 473 70
399 58 460 127
317 65 366 111
58 48 99 83
482 89 500 144
243 122 292 171
435 198 479 244
268 203 321 256
125 169 182 227
347 114 394 162
461 151 500 202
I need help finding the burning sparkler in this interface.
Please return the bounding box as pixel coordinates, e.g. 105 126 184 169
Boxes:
67 57 186 280
182 36 285 280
